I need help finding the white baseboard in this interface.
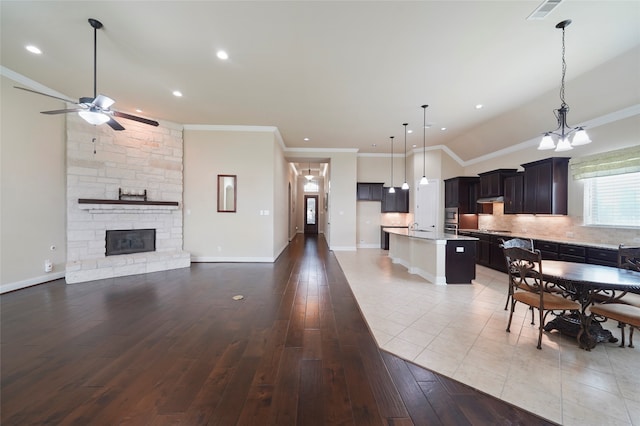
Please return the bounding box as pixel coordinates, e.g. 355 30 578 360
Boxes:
1 271 65 294
191 256 275 263
357 243 380 249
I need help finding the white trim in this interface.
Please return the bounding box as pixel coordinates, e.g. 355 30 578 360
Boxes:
1 66 73 101
0 271 65 294
183 124 279 132
357 243 380 249
191 256 276 262
329 246 357 251
286 147 359 153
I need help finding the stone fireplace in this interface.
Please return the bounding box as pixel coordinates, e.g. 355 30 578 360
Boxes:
65 115 190 284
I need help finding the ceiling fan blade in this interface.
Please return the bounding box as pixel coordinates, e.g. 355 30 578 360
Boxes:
93 94 115 109
41 108 85 115
14 86 76 104
113 111 159 127
106 118 125 131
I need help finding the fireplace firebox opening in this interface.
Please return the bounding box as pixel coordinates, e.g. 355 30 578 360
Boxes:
106 229 156 256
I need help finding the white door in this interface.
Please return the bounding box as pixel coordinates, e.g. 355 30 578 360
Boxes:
414 178 441 234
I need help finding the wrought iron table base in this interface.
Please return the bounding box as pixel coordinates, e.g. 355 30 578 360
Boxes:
544 313 618 350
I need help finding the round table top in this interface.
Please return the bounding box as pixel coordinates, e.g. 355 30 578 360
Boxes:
542 260 640 291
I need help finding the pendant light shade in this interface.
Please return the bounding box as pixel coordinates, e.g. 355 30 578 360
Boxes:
537 19 591 151
401 123 409 190
388 136 395 193
305 162 314 180
419 105 429 185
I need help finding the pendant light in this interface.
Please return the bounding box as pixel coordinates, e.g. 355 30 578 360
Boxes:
538 19 591 151
388 136 395 193
305 162 314 180
401 123 409 190
419 105 429 185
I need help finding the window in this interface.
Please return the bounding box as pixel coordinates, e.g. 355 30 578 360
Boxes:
584 171 640 227
304 180 319 193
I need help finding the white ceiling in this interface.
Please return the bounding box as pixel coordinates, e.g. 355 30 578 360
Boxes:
2 1 639 173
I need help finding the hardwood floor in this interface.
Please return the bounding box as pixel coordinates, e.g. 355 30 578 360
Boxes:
1 235 555 425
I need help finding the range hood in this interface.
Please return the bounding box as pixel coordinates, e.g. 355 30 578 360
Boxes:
477 196 504 204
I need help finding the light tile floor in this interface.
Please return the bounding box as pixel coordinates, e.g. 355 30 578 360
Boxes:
334 249 640 426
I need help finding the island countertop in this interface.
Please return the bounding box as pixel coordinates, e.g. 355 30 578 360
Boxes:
383 227 478 242
458 229 619 250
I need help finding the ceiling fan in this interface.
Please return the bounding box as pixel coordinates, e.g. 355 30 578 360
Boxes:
15 18 158 131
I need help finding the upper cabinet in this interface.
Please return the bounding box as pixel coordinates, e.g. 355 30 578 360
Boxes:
381 187 409 213
503 172 524 214
521 157 570 215
478 169 518 198
356 182 384 201
444 177 479 214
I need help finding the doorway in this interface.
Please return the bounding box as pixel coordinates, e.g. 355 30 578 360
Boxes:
304 195 318 234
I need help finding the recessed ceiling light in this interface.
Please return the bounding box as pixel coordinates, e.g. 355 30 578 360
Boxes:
25 45 42 54
441 127 447 131
304 137 310 141
216 50 229 60
135 108 143 113
412 144 417 148
407 130 413 134
475 104 483 109
172 90 183 97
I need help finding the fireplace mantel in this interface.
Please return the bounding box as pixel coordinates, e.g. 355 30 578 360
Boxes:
78 198 179 206
78 198 179 214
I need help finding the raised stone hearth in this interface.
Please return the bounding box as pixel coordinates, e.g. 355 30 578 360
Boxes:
65 115 190 284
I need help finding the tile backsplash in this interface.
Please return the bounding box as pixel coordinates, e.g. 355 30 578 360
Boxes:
477 203 640 246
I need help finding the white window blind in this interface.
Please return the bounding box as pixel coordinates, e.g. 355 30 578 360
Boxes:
584 171 640 227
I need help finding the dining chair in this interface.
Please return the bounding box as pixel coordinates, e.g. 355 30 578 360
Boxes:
587 245 640 347
618 244 640 272
500 238 535 310
504 246 581 349
590 303 640 348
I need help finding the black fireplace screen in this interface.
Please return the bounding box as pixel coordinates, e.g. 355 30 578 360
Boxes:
106 229 156 256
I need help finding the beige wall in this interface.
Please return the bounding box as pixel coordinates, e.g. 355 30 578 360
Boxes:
183 128 282 261
272 135 290 255
1 75 67 291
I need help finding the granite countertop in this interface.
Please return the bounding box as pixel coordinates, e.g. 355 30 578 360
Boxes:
383 227 478 242
458 229 619 250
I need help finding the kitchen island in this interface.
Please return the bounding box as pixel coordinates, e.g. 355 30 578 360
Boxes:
383 228 478 285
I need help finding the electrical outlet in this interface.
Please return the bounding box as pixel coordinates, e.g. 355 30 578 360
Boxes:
44 259 53 273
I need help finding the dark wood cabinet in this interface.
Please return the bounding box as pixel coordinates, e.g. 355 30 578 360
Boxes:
534 240 559 260
445 240 477 284
444 177 479 213
503 172 524 214
559 244 586 263
478 169 517 198
522 157 569 215
357 182 384 201
587 247 618 267
381 187 409 213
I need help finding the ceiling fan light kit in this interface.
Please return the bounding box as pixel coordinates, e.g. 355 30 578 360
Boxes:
15 18 159 131
538 19 591 151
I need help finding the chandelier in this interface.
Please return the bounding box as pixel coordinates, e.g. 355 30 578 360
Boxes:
538 19 591 151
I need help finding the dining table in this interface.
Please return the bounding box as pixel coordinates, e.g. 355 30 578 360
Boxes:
540 260 640 350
